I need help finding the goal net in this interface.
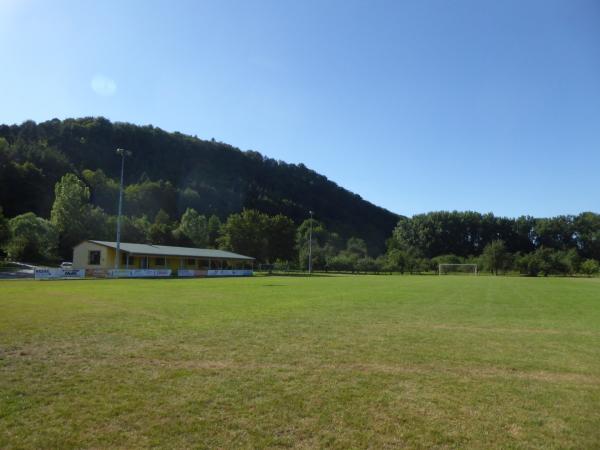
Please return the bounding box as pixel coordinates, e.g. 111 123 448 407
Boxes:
438 264 478 275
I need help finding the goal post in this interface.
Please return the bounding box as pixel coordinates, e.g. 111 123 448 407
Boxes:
438 264 478 275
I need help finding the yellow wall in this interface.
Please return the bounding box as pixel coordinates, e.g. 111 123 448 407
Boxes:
73 242 116 269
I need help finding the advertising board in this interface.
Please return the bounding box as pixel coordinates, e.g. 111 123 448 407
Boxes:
177 270 208 277
206 269 253 277
34 268 85 280
107 269 172 278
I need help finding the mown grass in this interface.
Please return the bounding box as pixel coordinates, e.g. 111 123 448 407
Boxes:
1 275 599 449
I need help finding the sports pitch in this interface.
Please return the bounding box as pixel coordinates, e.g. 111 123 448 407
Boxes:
1 275 599 448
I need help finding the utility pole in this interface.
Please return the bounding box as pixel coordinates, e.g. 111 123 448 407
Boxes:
308 210 314 275
115 148 131 269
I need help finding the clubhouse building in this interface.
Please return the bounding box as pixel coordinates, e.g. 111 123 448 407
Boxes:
73 240 254 278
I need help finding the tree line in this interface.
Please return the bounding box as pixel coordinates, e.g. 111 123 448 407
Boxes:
386 211 600 277
1 173 598 277
0 173 377 270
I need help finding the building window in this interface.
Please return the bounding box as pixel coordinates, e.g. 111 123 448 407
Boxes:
186 258 196 266
88 250 101 265
155 257 166 266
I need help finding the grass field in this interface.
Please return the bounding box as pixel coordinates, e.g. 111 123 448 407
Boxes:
1 275 599 449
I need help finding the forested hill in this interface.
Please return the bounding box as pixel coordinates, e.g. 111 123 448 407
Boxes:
0 117 399 253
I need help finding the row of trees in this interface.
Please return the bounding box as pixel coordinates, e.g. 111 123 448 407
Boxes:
428 240 599 277
391 211 600 260
1 172 599 278
0 173 366 267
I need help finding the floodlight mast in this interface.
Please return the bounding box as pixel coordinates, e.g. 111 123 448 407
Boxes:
308 210 314 275
115 148 132 269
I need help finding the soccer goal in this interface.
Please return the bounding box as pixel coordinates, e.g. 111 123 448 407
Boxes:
438 264 478 275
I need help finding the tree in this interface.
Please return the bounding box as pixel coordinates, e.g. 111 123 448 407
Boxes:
148 209 174 244
481 240 509 275
121 215 151 243
125 179 178 219
0 207 9 252
532 216 576 250
355 257 378 274
345 237 368 259
532 247 574 276
86 206 113 241
207 215 221 248
265 214 296 262
574 212 600 260
4 213 58 262
327 254 356 272
81 169 119 214
218 209 269 261
580 259 599 277
296 218 340 270
515 252 542 276
386 248 408 274
50 174 92 258
176 208 208 247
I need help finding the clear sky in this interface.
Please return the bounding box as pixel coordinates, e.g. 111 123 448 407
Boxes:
1 0 599 217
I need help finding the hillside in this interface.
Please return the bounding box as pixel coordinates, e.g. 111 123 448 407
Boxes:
0 117 399 254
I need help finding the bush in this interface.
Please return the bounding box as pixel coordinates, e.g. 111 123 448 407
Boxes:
355 257 379 274
4 212 58 262
326 254 356 272
580 259 599 277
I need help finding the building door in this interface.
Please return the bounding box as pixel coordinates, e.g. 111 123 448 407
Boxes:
140 256 149 269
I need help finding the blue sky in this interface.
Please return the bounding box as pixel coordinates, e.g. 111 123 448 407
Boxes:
1 0 599 217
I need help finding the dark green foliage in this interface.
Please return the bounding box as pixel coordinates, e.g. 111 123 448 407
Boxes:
296 219 341 270
481 240 510 275
217 209 296 263
0 207 9 250
355 257 379 273
81 169 119 214
265 214 296 263
4 212 58 262
580 259 599 277
345 237 368 259
207 215 222 248
326 253 356 272
573 212 600 260
50 174 92 257
174 208 208 248
391 211 599 261
0 117 398 253
147 210 174 245
515 247 579 277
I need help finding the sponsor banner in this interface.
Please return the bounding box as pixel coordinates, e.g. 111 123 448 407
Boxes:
178 270 208 277
62 269 86 279
86 269 109 278
35 268 85 280
154 269 172 277
207 269 253 277
108 269 172 278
